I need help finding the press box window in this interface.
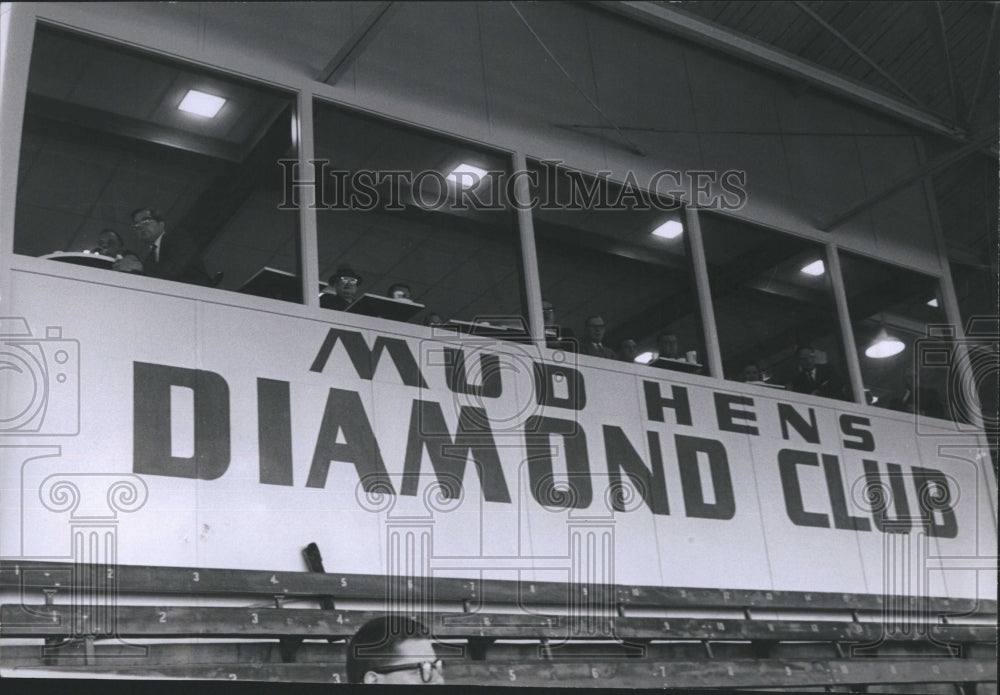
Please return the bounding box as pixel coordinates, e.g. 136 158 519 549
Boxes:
700 212 851 401
311 101 524 333
16 25 300 297
839 251 956 419
528 161 704 369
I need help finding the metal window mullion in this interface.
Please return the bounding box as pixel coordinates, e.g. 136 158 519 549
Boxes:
685 207 722 379
297 87 320 309
0 5 37 276
825 242 864 405
513 151 544 342
914 137 985 430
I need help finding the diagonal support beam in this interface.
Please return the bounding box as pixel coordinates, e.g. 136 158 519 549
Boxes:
596 1 967 142
793 1 927 110
317 2 398 85
968 3 999 126
924 2 966 126
819 133 995 230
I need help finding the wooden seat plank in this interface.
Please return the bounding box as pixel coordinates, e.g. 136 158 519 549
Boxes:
2 561 993 617
3 604 995 644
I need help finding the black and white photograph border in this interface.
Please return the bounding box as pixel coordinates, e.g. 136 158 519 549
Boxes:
0 2 997 693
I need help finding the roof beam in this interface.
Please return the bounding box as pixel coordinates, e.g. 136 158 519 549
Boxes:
793 1 926 110
596 1 967 142
923 1 966 126
819 133 995 231
317 2 397 85
968 3 999 126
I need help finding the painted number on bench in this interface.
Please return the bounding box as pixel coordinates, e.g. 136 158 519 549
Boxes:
192 572 200 582
251 613 259 624
106 569 114 580
508 669 516 681
331 674 341 683
158 611 167 623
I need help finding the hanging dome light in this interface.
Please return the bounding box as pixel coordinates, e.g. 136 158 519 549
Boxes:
865 329 904 358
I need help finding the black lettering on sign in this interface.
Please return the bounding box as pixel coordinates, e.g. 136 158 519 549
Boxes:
602 426 670 515
524 416 592 509
777 404 819 444
133 362 230 480
839 415 875 452
821 454 870 532
675 435 735 520
714 394 758 435
401 400 511 503
777 449 828 528
306 388 394 493
443 348 502 398
912 467 959 539
533 362 586 411
643 381 692 426
309 328 427 388
258 378 293 486
862 460 912 533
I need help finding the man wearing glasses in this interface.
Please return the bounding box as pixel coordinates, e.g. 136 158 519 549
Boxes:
320 264 363 310
114 208 211 286
345 616 444 684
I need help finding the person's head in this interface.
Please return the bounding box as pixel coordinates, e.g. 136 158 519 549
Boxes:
619 339 638 362
740 364 761 382
389 283 411 300
423 312 444 326
542 300 555 325
329 265 363 302
796 345 816 371
97 229 124 255
657 331 679 358
130 208 165 245
584 315 606 343
346 616 443 685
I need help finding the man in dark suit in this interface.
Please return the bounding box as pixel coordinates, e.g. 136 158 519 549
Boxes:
580 315 616 359
789 345 843 398
114 208 211 286
320 264 363 310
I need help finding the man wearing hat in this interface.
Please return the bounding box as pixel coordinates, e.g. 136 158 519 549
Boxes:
321 264 363 310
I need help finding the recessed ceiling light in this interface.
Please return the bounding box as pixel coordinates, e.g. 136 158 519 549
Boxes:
635 351 655 364
927 298 939 307
800 260 825 276
178 90 226 118
446 163 488 189
651 220 683 239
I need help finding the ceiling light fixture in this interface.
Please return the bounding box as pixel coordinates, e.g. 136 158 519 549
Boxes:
800 260 825 276
446 163 488 189
635 351 655 364
651 220 684 239
865 328 905 359
178 90 227 118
